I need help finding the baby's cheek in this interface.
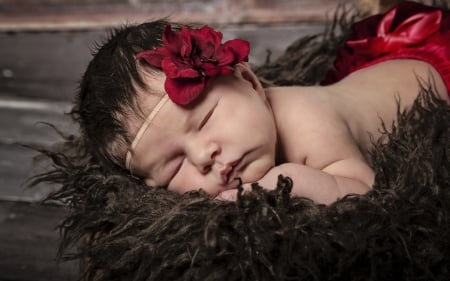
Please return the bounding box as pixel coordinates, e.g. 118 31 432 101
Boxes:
168 164 218 195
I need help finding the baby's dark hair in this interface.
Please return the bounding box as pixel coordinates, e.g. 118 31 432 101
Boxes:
73 19 180 172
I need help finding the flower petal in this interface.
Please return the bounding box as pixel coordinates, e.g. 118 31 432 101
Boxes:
162 58 199 79
165 77 206 105
223 39 250 62
162 25 180 53
136 48 168 67
179 27 193 57
215 45 236 66
191 26 222 57
202 63 221 77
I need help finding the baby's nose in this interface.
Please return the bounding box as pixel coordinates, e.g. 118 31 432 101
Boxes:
188 141 220 174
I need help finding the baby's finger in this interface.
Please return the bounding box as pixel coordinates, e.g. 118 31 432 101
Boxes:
215 189 238 201
215 184 252 201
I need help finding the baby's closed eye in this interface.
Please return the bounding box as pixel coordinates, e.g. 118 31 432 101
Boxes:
198 103 217 130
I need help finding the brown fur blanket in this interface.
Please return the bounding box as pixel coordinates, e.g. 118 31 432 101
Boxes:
31 3 450 281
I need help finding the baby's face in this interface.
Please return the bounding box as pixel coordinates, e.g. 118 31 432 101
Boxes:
129 69 277 197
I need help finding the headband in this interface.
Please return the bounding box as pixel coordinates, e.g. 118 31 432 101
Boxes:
125 95 169 171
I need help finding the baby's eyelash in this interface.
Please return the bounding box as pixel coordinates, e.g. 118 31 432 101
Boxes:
199 104 216 130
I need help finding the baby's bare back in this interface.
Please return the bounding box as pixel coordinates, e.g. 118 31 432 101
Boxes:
267 58 449 183
334 59 448 152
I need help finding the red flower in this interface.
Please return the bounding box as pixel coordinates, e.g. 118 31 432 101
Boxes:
137 25 250 105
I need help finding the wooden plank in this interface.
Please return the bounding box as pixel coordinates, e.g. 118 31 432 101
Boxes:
0 31 104 101
0 98 76 145
0 98 75 201
0 200 78 281
0 0 351 31
0 143 60 202
359 0 405 14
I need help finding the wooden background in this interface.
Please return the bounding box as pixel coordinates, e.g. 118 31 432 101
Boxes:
0 0 402 280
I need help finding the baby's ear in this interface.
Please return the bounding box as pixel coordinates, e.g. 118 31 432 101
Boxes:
235 62 265 98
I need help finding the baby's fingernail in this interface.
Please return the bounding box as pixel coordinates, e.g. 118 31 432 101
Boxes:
215 191 236 201
214 194 226 201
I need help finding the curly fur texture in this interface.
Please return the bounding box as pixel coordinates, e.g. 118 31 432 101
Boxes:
29 2 450 281
33 86 450 281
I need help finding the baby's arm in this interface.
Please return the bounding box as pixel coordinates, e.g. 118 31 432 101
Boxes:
217 160 373 205
276 159 373 204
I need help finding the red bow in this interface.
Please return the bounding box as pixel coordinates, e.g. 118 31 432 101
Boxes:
347 6 442 55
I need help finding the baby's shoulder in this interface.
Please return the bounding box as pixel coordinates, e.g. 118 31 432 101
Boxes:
268 86 335 118
270 87 361 168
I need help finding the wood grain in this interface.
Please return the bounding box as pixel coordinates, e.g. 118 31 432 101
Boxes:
0 0 354 30
0 200 78 281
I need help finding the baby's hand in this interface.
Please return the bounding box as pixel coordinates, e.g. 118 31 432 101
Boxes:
215 162 372 204
215 165 288 201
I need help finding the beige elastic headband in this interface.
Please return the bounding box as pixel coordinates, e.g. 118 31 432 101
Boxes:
125 94 170 171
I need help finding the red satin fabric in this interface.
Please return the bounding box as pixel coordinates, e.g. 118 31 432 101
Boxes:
322 1 450 97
